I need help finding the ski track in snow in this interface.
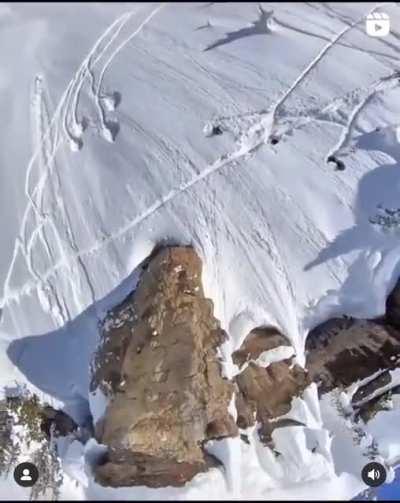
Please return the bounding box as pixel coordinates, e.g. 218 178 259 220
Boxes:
68 12 135 146
8 12 134 311
273 14 361 112
94 4 166 142
273 13 400 64
24 11 133 213
326 74 400 161
0 2 394 318
28 75 72 326
0 4 165 311
17 15 136 320
219 2 394 143
271 70 400 148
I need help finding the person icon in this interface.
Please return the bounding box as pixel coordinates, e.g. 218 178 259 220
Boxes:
21 468 32 481
14 462 39 487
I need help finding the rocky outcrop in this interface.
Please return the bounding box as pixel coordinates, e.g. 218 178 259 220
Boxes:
232 327 291 368
305 278 400 401
348 370 399 424
304 282 400 428
235 360 310 444
305 317 400 394
351 371 392 405
92 247 237 488
354 390 393 424
233 327 309 445
92 252 311 484
90 247 400 489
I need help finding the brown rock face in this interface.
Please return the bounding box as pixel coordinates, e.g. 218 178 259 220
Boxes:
354 390 393 424
351 371 392 405
233 327 309 445
235 361 310 443
386 278 400 329
305 317 400 394
303 281 400 425
92 247 237 488
232 327 291 369
95 450 220 489
348 371 399 425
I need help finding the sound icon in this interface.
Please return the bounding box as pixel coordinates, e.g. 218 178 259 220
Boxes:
362 462 387 487
368 468 380 481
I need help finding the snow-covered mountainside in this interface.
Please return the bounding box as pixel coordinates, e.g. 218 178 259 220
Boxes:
0 1 400 500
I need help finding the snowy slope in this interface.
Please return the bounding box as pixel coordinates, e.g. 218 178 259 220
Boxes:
0 1 400 499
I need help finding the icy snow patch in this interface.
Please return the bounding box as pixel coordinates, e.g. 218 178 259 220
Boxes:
88 387 109 425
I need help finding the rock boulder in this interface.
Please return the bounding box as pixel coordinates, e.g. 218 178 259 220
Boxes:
306 317 400 394
92 247 237 488
233 327 309 445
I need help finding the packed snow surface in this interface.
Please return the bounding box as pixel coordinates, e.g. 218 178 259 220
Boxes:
0 1 400 499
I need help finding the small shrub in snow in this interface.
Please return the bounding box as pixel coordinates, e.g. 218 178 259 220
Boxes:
30 430 63 501
369 206 400 231
7 392 45 447
0 402 20 475
362 438 380 460
331 389 352 420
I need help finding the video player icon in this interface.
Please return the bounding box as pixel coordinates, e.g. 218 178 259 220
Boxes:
366 12 390 37
361 461 387 488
